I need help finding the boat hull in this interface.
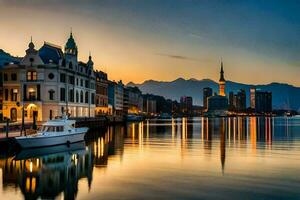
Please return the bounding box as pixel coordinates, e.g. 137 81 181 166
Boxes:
16 128 88 149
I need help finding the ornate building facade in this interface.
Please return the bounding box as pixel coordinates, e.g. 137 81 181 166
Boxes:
1 33 96 122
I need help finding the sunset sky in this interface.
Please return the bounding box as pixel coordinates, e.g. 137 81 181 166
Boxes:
0 0 299 85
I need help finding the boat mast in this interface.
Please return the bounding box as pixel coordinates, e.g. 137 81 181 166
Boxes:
66 74 69 116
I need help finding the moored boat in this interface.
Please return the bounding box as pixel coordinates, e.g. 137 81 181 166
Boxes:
15 115 88 149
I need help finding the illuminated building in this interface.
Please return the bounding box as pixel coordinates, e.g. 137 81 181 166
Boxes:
1 32 96 122
206 61 228 116
0 49 20 120
219 61 226 96
95 70 109 115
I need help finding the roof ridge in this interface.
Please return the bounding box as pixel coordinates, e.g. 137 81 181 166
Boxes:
44 41 62 49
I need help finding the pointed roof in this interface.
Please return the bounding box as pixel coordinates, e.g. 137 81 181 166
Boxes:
219 61 225 82
65 31 77 50
87 51 94 66
21 39 44 66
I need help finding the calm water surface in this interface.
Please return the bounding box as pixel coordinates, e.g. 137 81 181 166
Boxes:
0 117 300 200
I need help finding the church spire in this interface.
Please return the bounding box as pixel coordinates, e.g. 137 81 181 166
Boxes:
219 60 225 82
219 60 226 96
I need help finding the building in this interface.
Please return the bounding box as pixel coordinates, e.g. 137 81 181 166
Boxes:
180 96 193 115
250 88 272 113
1 33 96 122
145 99 157 114
95 70 109 115
229 89 246 112
108 80 124 116
0 50 20 121
235 89 246 112
203 87 213 110
207 95 228 113
229 91 234 110
206 61 228 115
0 64 3 121
124 86 143 115
172 100 180 115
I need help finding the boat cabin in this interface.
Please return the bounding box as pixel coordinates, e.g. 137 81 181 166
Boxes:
40 119 76 133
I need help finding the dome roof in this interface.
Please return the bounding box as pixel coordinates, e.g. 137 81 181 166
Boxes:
87 55 94 66
65 32 77 50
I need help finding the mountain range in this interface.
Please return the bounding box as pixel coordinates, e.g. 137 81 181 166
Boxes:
127 78 300 111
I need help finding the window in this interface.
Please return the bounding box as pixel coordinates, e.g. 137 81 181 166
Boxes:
85 91 89 103
80 90 83 103
28 88 36 100
76 78 79 86
49 110 53 120
69 89 74 102
11 89 18 101
49 90 55 100
62 59 66 67
42 126 64 132
11 73 17 81
85 80 89 88
60 73 66 83
60 88 66 101
3 73 8 81
80 79 83 87
4 89 8 101
91 93 95 104
69 76 75 85
76 91 79 102
69 62 73 69
27 71 37 81
48 73 54 80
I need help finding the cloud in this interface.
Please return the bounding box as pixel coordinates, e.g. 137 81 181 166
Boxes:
155 53 199 61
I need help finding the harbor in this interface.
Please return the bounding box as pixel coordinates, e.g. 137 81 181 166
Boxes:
0 116 299 199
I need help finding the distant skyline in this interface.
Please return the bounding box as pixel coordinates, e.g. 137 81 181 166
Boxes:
0 0 299 85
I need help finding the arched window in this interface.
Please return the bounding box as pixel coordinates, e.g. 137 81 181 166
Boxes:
10 108 17 121
76 91 79 103
85 91 89 103
80 90 83 103
91 93 95 104
62 59 66 67
69 62 73 69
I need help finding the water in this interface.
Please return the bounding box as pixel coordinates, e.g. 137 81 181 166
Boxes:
0 117 300 200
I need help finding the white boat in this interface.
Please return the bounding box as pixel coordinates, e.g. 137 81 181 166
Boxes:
15 115 88 149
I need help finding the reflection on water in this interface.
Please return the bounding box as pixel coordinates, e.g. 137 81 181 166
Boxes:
0 117 300 200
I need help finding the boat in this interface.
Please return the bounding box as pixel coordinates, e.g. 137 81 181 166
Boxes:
15 115 88 149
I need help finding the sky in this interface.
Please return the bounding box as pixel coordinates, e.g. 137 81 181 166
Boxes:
0 0 299 85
